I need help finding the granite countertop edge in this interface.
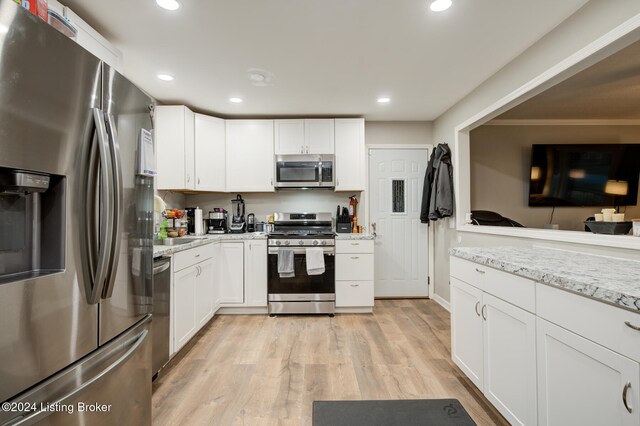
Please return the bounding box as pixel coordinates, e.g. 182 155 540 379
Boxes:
335 234 375 240
449 247 640 313
154 233 268 257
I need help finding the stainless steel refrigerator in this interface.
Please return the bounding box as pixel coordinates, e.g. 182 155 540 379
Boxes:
0 1 155 424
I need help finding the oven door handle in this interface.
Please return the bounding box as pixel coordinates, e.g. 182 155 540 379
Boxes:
268 247 335 255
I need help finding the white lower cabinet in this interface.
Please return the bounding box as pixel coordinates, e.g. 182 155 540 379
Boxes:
244 240 268 307
451 278 537 426
537 318 640 426
219 242 245 304
335 281 374 307
195 258 215 327
173 265 198 352
483 293 537 426
172 244 217 354
450 278 484 388
451 256 640 426
335 239 374 309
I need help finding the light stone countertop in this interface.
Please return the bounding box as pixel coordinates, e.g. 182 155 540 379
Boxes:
153 232 268 257
449 246 640 312
335 234 375 240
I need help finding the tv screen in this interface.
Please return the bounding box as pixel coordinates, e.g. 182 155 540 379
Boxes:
528 144 640 207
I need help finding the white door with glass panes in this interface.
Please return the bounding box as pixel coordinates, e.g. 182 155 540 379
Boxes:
369 148 429 297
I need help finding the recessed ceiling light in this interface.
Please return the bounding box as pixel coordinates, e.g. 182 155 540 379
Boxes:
157 74 174 81
229 97 243 103
249 73 266 83
377 97 391 103
156 0 180 11
430 0 452 12
246 68 276 87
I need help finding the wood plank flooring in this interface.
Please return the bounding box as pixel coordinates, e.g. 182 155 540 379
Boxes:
152 300 508 425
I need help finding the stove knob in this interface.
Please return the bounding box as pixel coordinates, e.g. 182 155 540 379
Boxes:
313 240 319 246
276 240 281 246
284 241 290 246
321 241 327 246
299 241 304 246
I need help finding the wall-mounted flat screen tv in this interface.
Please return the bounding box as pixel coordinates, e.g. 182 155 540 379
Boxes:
528 144 640 207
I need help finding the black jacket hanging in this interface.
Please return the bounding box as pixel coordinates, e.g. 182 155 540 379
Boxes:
420 143 454 222
420 149 436 223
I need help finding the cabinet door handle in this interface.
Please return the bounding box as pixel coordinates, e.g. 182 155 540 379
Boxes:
350 284 359 287
195 254 201 258
475 268 485 274
475 301 480 317
623 381 633 413
197 177 201 185
350 256 359 260
625 321 640 331
301 145 304 154
306 146 309 154
186 174 190 183
481 304 487 321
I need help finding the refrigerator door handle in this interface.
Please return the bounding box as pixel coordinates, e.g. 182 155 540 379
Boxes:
84 108 114 305
3 327 148 426
102 113 124 299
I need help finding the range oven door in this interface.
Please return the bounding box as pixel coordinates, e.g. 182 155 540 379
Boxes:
267 247 335 299
274 155 334 188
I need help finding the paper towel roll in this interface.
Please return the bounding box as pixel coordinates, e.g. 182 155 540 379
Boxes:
194 208 204 235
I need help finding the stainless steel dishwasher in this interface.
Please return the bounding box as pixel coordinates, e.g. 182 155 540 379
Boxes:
152 256 171 379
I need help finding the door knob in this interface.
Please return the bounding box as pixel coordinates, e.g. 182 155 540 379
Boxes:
371 223 377 237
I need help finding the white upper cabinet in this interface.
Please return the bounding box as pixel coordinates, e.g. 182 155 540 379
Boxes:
274 120 305 155
194 114 225 192
155 106 195 190
225 120 275 192
305 119 335 154
334 118 365 191
274 119 335 155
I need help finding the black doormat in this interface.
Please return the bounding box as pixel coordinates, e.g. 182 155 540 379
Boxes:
313 399 476 426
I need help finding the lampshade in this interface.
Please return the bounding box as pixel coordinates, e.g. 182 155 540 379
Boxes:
605 180 628 196
530 167 541 180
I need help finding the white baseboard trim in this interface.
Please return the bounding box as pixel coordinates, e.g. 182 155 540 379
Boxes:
432 294 450 312
216 307 268 315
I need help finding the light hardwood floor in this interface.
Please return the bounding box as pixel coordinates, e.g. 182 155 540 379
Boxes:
152 300 508 425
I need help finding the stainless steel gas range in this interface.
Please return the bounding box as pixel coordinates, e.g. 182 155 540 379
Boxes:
267 213 335 315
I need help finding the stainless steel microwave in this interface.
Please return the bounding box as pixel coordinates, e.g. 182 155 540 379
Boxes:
275 154 334 188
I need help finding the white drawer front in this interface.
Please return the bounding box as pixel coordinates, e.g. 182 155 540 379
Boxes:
336 281 374 307
537 283 640 362
173 243 216 272
450 256 535 313
336 253 374 281
336 240 374 254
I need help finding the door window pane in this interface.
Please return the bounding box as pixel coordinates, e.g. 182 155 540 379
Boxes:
392 179 406 213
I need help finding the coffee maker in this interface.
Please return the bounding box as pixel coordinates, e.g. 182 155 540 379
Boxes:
247 213 255 232
207 209 228 234
229 194 246 233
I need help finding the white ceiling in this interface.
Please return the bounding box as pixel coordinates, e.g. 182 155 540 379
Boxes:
497 39 640 120
64 0 589 120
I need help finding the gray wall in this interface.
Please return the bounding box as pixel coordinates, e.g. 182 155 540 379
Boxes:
470 124 640 230
431 0 640 302
365 121 433 146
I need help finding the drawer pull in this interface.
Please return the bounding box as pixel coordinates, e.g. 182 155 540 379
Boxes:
350 243 360 246
350 256 360 260
623 382 633 414
481 304 487 321
624 321 640 332
475 268 485 274
350 284 360 287
195 254 201 258
475 301 480 317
